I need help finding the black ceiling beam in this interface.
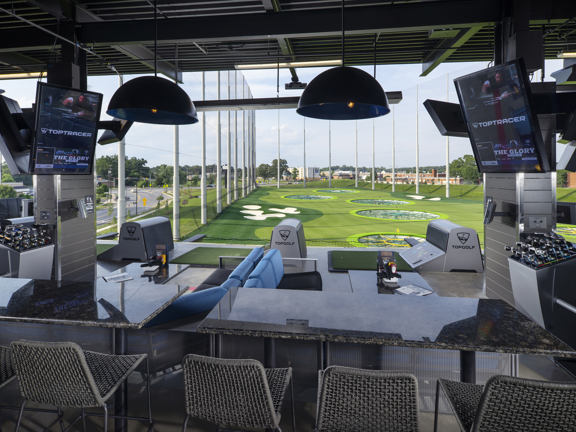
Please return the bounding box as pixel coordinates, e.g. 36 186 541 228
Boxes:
26 0 73 21
75 4 182 82
76 1 502 46
0 0 500 54
420 25 484 76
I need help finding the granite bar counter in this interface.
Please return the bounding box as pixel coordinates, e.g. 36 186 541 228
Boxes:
198 287 576 382
0 276 190 329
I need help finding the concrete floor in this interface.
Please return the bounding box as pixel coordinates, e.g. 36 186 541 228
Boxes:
1 242 574 432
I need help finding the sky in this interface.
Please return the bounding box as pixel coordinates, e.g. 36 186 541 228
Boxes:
0 59 566 173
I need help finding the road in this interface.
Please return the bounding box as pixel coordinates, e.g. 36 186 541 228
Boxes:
96 187 171 226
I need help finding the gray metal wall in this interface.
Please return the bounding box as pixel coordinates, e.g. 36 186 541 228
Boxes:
57 174 97 281
34 174 97 281
484 172 555 305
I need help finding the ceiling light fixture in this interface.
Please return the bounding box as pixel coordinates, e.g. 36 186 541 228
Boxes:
296 0 389 120
106 0 198 125
235 60 342 70
0 72 43 80
557 51 576 59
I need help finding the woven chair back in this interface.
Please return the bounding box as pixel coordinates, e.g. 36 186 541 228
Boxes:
472 375 576 432
182 354 278 429
11 340 103 408
0 345 15 388
316 366 420 432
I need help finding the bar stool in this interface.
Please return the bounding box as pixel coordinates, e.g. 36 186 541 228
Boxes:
10 340 154 432
0 345 16 391
434 375 576 432
315 366 420 432
181 354 295 432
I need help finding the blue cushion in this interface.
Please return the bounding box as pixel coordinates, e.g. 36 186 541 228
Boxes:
245 247 264 266
262 249 284 286
145 286 227 327
221 278 241 291
228 258 254 285
247 260 277 288
244 278 262 288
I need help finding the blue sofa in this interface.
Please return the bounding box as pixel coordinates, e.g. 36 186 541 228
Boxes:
145 247 264 326
244 249 322 291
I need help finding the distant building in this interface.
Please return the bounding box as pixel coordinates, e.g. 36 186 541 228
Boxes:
332 171 354 179
381 169 463 185
293 167 320 180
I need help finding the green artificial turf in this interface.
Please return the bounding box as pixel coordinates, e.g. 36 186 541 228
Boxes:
330 250 412 272
97 243 116 255
191 184 486 247
170 247 252 265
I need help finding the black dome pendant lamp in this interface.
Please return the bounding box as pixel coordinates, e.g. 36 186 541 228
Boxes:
106 1 198 125
296 0 390 120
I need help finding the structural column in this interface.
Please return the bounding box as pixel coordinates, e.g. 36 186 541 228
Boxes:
329 121 332 188
242 77 246 198
416 84 420 194
217 71 222 213
234 72 238 201
303 117 306 188
227 72 232 205
392 106 396 192
355 121 358 188
173 76 181 240
201 71 207 224
117 76 126 232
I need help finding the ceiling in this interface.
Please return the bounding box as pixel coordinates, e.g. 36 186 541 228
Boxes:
0 0 575 82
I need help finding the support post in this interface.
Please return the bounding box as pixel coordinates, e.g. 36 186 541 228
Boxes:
173 92 180 240
217 71 222 213
201 71 207 225
117 76 126 232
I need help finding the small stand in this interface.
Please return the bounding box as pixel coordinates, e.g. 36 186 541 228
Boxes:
376 251 402 289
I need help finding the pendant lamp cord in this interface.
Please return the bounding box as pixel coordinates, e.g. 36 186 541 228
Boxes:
154 0 158 77
374 36 377 78
341 0 345 66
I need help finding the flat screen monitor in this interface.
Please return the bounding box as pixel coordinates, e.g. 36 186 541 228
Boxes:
422 99 469 138
97 118 134 145
454 59 550 173
29 83 102 175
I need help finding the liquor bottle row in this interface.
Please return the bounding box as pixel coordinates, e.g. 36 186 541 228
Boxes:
505 232 576 269
0 224 52 252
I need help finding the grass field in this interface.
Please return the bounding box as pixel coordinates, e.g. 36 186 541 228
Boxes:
192 182 486 246
100 180 576 246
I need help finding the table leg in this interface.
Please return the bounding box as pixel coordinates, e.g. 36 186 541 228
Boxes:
460 351 476 384
264 338 276 368
113 328 128 432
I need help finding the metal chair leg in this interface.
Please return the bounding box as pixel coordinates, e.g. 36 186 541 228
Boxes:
145 357 154 431
434 380 441 432
182 414 191 432
82 408 87 432
58 407 66 432
14 399 27 432
102 404 108 432
290 377 296 432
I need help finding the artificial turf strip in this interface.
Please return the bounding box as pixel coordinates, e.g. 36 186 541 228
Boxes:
97 243 117 255
330 250 413 272
170 247 252 265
